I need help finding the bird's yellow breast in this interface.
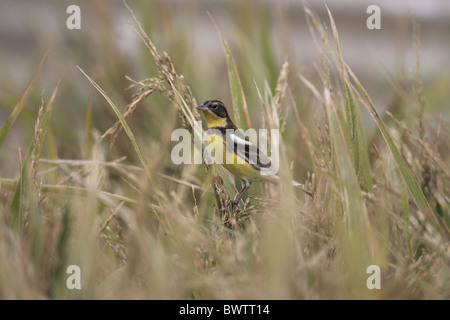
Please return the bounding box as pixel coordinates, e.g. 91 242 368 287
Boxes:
206 133 262 181
203 111 228 129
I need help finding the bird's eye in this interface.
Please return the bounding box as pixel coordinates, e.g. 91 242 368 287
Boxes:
212 104 218 109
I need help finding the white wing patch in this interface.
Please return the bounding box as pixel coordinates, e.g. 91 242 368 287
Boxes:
229 132 252 146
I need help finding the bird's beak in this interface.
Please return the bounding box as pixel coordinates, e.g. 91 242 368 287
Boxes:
196 104 209 112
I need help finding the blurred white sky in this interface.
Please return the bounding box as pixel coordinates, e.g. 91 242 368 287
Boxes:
0 0 449 102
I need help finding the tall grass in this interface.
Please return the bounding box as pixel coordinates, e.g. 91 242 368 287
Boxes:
0 1 448 299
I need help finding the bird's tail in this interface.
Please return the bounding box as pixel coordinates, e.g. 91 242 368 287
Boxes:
291 180 314 198
266 175 314 198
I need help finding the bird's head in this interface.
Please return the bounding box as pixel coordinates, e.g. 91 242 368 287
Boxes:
196 100 232 128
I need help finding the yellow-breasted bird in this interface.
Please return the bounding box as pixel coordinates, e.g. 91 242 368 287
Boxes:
196 100 313 208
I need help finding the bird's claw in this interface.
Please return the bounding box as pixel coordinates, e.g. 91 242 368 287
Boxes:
226 199 239 212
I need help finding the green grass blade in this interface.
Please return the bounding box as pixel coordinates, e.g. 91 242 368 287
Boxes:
324 88 369 232
326 7 373 192
400 174 412 252
0 53 48 150
77 66 157 188
259 13 278 90
216 165 235 196
209 13 250 130
10 163 26 232
347 66 450 239
354 107 373 191
204 218 237 236
10 81 59 232
37 80 60 153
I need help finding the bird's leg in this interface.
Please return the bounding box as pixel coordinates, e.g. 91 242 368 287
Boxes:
227 181 252 211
